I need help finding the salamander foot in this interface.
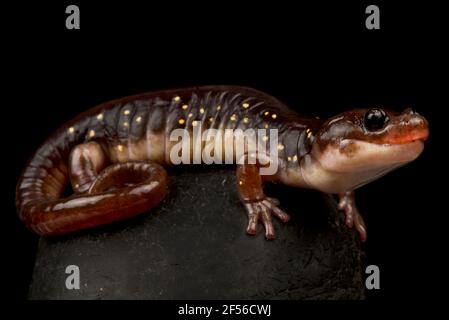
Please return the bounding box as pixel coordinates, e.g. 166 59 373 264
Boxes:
338 191 367 242
244 197 290 240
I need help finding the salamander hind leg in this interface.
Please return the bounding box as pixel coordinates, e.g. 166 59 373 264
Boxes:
338 191 367 242
69 141 108 194
236 163 290 240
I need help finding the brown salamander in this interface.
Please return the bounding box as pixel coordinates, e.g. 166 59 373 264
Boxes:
16 86 429 240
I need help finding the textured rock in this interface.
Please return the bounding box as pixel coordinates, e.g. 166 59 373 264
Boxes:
29 166 365 300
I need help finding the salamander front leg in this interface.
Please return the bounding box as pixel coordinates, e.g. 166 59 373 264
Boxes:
236 163 290 240
338 191 367 242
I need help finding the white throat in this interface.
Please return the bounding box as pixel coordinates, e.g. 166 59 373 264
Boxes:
287 139 424 194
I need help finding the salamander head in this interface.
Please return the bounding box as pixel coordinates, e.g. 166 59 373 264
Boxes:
301 108 429 192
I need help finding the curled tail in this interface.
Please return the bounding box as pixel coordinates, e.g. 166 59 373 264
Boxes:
16 132 168 236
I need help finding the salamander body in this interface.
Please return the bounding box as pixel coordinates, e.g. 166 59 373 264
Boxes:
16 86 429 240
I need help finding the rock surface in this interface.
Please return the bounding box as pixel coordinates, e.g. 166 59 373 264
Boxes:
29 166 365 299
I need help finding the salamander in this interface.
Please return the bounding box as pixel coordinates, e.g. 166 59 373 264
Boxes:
16 86 429 240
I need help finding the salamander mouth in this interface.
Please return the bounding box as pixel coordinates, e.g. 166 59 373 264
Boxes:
371 128 429 145
313 138 426 174
383 139 425 155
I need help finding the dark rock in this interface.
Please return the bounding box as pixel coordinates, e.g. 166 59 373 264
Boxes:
28 166 365 300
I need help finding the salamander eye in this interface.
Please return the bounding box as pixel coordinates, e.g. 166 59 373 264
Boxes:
364 108 389 131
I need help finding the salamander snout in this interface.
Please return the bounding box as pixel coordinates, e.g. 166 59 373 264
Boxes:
394 108 429 143
403 107 417 115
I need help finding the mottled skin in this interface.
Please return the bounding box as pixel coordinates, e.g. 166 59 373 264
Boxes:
16 86 429 240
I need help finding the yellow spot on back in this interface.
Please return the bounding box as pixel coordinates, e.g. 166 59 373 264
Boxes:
123 110 130 115
230 114 237 121
209 117 214 122
262 136 268 142
136 116 142 123
89 130 95 137
293 155 298 161
68 127 75 133
277 144 284 150
174 96 181 102
123 121 129 127
199 107 205 114
287 156 292 161
272 114 277 119
307 131 312 138
188 113 193 118
239 180 243 185
264 123 269 129
117 145 124 152
182 104 188 110
216 105 221 111
178 118 185 125
264 111 269 116
96 113 104 120
242 102 250 108
243 117 250 123
192 120 199 127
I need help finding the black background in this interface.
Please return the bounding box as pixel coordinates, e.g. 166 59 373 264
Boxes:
3 0 446 309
